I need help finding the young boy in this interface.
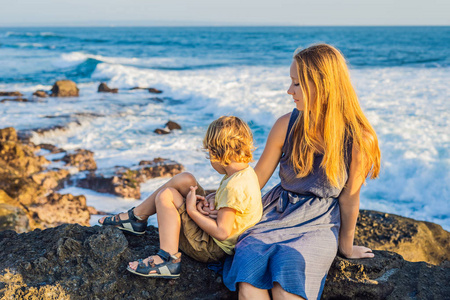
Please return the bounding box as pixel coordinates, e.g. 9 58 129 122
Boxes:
101 116 262 278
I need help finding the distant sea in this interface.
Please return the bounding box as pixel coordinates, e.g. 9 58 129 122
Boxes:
0 26 449 230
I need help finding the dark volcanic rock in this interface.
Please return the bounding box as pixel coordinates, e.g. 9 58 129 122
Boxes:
166 121 182 131
38 143 65 154
62 149 97 171
149 97 164 103
33 90 48 98
50 80 79 97
130 87 163 94
0 225 234 300
78 174 141 199
154 121 182 135
77 158 184 199
154 128 171 135
1 97 29 103
356 210 450 265
148 88 163 94
323 251 450 299
0 225 448 300
0 91 23 97
98 82 118 93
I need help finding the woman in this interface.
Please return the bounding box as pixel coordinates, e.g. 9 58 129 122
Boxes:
205 44 380 300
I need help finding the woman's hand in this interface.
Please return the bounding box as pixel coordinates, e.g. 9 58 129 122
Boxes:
196 192 218 219
339 245 374 259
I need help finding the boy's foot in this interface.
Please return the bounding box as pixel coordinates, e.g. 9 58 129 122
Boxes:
127 249 182 278
128 255 164 271
98 207 147 235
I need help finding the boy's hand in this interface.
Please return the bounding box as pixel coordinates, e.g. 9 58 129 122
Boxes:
186 186 203 212
196 192 219 219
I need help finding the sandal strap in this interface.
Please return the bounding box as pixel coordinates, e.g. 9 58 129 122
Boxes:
127 207 139 222
157 249 171 261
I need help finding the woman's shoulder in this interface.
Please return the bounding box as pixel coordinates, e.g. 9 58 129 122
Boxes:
264 111 294 150
272 111 292 133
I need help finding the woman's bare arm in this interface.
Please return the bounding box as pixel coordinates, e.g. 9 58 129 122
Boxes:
338 144 374 259
254 112 291 189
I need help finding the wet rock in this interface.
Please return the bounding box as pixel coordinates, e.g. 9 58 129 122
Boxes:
33 90 48 98
0 91 23 97
0 225 448 299
28 193 90 228
166 121 182 131
355 210 450 265
78 174 141 199
50 80 79 97
1 97 29 103
149 97 164 103
77 158 184 199
130 87 163 94
148 88 163 94
98 82 118 93
154 128 171 135
37 143 65 154
154 121 182 135
27 119 83 140
62 149 97 171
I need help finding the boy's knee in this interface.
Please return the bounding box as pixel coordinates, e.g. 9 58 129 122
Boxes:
156 187 176 204
175 172 197 187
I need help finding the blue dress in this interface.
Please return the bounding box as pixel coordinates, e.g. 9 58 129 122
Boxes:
222 109 350 299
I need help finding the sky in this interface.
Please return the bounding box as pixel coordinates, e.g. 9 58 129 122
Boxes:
0 0 449 26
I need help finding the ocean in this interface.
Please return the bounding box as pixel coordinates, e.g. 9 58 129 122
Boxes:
0 26 449 230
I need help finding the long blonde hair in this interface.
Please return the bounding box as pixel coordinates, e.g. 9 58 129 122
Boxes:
290 44 380 187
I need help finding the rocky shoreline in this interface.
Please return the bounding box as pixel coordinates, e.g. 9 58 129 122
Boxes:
0 124 184 233
0 221 448 300
1 81 449 299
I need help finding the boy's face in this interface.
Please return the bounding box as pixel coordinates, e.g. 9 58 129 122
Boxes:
210 159 226 175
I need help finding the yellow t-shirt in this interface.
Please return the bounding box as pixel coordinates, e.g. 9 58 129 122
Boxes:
212 166 262 255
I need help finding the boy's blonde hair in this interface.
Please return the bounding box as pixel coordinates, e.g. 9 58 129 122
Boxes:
203 116 254 166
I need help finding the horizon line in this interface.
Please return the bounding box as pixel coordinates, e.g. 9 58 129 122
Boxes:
1 24 449 28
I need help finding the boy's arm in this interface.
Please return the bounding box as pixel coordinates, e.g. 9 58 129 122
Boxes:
186 186 236 241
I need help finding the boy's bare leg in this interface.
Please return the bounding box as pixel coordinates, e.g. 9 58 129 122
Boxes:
99 172 197 224
128 187 184 271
